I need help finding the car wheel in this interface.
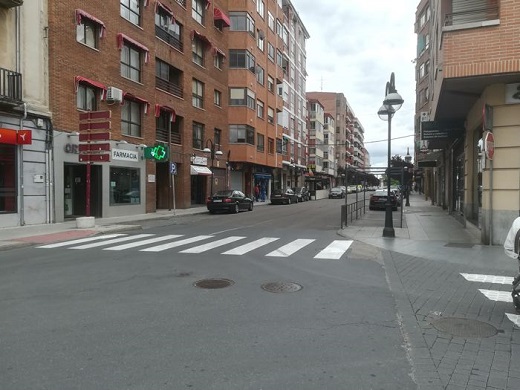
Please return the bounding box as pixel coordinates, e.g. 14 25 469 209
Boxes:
209 210 216 214
233 203 239 213
287 198 291 205
248 202 253 211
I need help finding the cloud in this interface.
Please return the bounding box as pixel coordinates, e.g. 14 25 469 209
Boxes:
292 0 417 167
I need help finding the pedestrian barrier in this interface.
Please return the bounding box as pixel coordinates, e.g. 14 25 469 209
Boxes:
340 198 366 228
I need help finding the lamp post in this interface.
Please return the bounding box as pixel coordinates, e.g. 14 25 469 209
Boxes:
378 72 404 238
203 139 223 196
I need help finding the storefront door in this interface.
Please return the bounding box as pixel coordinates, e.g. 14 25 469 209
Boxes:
64 163 102 218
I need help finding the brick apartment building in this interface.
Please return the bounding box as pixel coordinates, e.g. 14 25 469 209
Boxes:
416 0 520 244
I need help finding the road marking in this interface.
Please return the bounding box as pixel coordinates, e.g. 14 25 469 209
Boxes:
222 237 280 255
179 236 246 253
70 234 155 249
505 313 520 327
265 239 315 257
104 235 184 250
478 289 512 303
461 273 514 284
141 235 214 252
314 240 353 259
36 234 127 248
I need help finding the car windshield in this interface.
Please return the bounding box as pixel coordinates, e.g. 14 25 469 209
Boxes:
214 190 233 197
331 188 342 192
372 190 388 196
272 189 283 195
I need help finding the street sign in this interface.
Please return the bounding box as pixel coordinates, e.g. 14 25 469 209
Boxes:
79 154 110 162
79 132 111 142
170 162 177 175
484 131 495 160
79 143 111 152
79 121 111 131
421 120 464 140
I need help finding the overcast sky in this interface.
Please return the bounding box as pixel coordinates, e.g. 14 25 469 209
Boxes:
292 0 418 168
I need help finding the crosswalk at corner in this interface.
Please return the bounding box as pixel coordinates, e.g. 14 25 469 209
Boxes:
460 273 520 327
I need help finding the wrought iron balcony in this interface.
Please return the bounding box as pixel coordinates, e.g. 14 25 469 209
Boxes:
155 77 183 99
0 67 23 104
445 4 499 26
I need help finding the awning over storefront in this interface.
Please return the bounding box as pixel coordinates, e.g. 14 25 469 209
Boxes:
191 165 212 175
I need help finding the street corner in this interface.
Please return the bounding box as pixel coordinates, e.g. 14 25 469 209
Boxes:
13 229 99 245
348 240 385 265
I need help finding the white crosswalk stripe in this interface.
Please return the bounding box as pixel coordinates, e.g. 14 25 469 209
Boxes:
36 234 127 248
104 235 183 251
314 240 353 259
70 234 155 249
265 239 315 257
478 289 513 303
141 235 214 252
222 237 280 255
461 273 514 284
179 236 246 254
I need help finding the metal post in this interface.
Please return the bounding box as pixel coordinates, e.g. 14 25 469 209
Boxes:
86 162 91 217
383 114 395 237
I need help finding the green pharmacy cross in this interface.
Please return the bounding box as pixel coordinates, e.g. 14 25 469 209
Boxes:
144 145 169 162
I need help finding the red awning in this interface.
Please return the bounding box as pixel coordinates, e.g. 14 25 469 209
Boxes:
74 76 107 100
154 104 176 122
212 47 226 57
155 1 175 23
191 30 212 47
214 7 231 28
116 33 150 63
124 93 150 114
75 9 106 38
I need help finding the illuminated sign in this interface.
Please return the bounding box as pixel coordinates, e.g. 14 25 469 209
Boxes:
144 145 169 162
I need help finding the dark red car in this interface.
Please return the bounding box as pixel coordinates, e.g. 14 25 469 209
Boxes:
369 190 398 211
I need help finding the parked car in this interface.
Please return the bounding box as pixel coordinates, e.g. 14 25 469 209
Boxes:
270 188 298 205
347 185 357 193
207 190 253 214
292 186 310 202
339 186 347 195
329 187 345 199
369 190 398 211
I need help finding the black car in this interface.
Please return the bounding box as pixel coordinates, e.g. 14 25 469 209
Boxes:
270 188 298 205
292 186 310 202
369 190 398 211
329 187 345 199
207 190 253 214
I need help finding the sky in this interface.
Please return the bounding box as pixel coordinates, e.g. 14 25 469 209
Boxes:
291 0 418 168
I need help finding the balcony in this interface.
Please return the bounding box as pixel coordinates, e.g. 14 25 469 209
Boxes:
0 67 23 105
0 0 23 8
156 77 183 99
444 2 499 27
155 26 183 52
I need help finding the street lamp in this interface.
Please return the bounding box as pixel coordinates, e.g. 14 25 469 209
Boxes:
378 72 404 238
203 139 223 196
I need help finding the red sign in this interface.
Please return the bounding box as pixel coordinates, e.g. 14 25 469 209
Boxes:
484 131 495 160
79 121 111 131
0 128 18 145
79 143 111 152
79 154 111 162
17 130 32 144
79 110 111 121
79 132 111 142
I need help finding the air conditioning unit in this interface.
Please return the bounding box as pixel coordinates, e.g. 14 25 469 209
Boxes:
420 112 429 122
106 87 123 103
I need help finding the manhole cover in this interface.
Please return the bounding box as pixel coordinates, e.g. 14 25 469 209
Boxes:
444 243 475 248
261 281 302 293
431 317 497 338
194 278 234 289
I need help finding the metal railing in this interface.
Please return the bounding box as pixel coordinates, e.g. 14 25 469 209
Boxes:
341 198 366 228
0 67 23 103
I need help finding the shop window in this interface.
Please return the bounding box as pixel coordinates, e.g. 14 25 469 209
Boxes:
0 145 16 213
110 167 140 205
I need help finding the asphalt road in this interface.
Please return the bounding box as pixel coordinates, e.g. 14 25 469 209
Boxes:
0 197 416 390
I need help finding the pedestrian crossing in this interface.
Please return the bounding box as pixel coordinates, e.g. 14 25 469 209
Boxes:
460 273 520 327
36 233 353 260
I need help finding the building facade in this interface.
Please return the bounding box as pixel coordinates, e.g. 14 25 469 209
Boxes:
0 0 53 228
418 0 520 244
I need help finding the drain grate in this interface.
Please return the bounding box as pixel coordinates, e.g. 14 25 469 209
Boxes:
194 278 234 289
261 281 302 293
444 243 475 248
431 317 497 338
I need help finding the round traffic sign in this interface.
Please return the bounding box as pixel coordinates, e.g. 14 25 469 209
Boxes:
484 131 495 160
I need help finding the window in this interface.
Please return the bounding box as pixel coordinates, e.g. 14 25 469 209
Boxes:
267 75 274 92
257 100 264 118
121 42 142 82
229 88 255 109
120 0 141 26
256 0 264 18
229 12 255 35
256 65 264 85
257 133 264 152
214 50 225 69
229 49 255 72
193 122 204 149
268 11 274 31
267 43 275 62
267 107 274 124
110 167 140 205
257 29 265 51
0 145 16 213
121 99 142 137
192 79 204 108
276 138 283 154
192 36 205 66
192 0 205 25
155 6 183 51
77 83 98 111
214 128 222 150
156 59 183 98
156 110 173 143
76 19 99 49
214 89 222 107
229 124 255 144
268 137 274 154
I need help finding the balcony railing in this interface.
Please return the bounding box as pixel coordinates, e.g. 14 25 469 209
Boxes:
445 4 499 26
156 77 183 98
155 26 183 52
0 67 22 103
